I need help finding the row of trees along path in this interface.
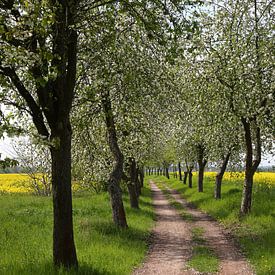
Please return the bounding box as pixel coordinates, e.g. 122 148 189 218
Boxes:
134 181 254 275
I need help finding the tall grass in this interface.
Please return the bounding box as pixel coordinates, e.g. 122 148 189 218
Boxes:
0 183 154 274
148 173 275 275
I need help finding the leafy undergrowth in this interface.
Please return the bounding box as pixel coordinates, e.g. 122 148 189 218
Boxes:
148 174 275 275
0 182 154 274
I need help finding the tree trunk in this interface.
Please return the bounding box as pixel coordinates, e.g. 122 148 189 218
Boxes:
215 152 231 199
240 119 261 215
127 183 139 208
130 158 139 207
109 175 127 227
125 159 139 209
241 169 254 214
136 165 142 196
1 1 80 268
165 167 170 179
240 2 263 215
139 167 144 187
188 169 193 188
178 162 182 181
183 172 188 184
102 91 127 227
51 121 78 268
198 160 207 192
197 144 207 193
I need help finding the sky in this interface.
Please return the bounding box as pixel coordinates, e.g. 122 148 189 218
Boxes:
0 137 17 158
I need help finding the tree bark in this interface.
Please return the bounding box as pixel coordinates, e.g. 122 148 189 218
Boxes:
165 167 170 179
178 162 182 181
198 160 207 192
50 121 77 268
215 152 231 199
127 183 139 208
127 158 139 208
138 166 144 188
102 91 128 227
197 144 207 192
174 165 177 178
240 118 261 215
136 164 142 196
188 168 193 188
183 172 188 184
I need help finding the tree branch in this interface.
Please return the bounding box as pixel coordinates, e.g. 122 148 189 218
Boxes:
0 66 49 138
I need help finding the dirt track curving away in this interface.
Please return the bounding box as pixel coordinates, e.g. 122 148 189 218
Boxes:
133 181 255 275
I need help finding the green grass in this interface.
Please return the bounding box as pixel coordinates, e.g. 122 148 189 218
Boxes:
187 245 219 273
188 226 219 273
148 174 275 275
0 182 154 274
191 227 206 245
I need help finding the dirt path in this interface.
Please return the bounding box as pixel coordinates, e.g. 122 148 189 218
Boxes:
167 185 255 275
133 181 254 275
133 182 195 275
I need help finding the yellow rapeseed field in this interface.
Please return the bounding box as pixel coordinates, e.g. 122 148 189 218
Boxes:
1 172 275 194
202 171 275 185
0 173 81 193
0 174 33 193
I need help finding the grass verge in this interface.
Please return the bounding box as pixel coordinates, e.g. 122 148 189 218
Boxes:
0 181 154 274
187 226 219 273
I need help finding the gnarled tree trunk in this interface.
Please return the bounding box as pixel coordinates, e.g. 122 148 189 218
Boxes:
126 158 139 208
188 167 193 188
139 167 144 187
127 183 139 209
136 164 142 196
165 167 170 179
102 91 127 227
178 162 182 181
215 152 231 199
197 144 207 192
240 118 261 215
183 172 188 184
